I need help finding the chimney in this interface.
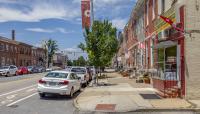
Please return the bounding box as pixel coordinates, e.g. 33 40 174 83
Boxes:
12 30 15 41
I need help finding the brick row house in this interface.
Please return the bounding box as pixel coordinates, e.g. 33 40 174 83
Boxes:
0 31 46 67
117 0 200 100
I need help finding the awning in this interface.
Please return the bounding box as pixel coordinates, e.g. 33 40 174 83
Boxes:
153 41 177 49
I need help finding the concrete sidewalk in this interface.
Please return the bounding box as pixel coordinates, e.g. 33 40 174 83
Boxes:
74 72 192 112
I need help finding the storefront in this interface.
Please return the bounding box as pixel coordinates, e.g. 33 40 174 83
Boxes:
152 6 185 98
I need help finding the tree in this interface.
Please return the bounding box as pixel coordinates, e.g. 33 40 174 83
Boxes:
67 60 73 66
78 20 118 71
42 39 59 67
77 56 86 66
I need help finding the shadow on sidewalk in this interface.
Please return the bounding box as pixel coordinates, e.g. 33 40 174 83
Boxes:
40 91 81 101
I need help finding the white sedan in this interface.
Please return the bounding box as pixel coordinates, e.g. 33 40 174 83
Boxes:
37 70 81 98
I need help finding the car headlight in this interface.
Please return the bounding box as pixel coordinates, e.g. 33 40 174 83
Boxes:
1 70 7 73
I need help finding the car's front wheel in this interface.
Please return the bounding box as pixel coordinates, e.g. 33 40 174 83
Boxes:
15 72 18 76
39 93 45 98
5 72 10 77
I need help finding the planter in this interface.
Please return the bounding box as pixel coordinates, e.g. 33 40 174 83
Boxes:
143 78 150 84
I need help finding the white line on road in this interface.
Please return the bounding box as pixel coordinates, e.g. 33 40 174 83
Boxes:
6 93 37 107
0 84 37 97
6 94 17 99
26 88 37 92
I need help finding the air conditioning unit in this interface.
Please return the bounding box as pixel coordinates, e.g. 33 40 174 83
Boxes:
159 30 169 39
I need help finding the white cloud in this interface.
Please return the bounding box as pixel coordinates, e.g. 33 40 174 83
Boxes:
56 28 75 34
26 28 54 33
0 1 80 22
63 47 87 60
26 27 74 34
112 18 128 30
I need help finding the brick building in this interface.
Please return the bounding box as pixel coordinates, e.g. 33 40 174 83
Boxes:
53 52 68 68
117 0 200 100
32 47 46 66
0 36 18 66
0 31 46 67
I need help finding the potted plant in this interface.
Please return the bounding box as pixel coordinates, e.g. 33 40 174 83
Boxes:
143 73 150 84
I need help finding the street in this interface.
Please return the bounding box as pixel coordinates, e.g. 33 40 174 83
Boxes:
0 73 79 114
0 73 197 114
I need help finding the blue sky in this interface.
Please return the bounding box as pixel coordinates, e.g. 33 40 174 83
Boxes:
0 0 136 59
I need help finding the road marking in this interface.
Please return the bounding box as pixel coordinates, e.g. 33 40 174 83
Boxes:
0 84 37 97
6 94 17 99
6 93 37 107
1 101 6 104
26 88 36 92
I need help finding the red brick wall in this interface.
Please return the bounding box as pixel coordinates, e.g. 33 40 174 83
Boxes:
144 0 158 69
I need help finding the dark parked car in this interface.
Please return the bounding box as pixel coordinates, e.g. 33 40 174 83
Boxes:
32 66 45 73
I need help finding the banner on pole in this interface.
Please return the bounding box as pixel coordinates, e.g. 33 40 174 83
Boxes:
81 0 91 29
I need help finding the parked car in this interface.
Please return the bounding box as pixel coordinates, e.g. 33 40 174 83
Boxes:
65 66 71 71
37 70 81 98
46 67 53 72
70 67 90 87
31 66 40 73
38 66 46 73
27 66 34 73
17 66 28 75
0 65 18 77
32 66 46 73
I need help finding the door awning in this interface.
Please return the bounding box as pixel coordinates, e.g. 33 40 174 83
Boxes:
153 41 177 49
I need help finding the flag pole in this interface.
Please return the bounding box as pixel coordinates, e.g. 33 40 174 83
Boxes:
91 0 94 24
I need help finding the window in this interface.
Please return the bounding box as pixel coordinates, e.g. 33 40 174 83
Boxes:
150 39 154 67
45 72 68 78
146 0 149 25
10 45 13 52
152 0 156 19
0 43 4 51
6 44 9 51
15 46 17 52
70 73 76 80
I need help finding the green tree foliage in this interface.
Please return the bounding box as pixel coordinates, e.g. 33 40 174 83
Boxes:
78 20 118 68
72 56 87 66
67 60 73 66
42 39 59 67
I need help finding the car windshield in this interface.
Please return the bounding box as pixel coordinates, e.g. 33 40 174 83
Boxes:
71 68 86 74
0 66 9 69
45 72 68 78
27 66 33 69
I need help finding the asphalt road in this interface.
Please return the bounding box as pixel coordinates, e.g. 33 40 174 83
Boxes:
0 72 80 114
0 72 197 114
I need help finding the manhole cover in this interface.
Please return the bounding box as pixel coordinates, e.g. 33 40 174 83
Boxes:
8 105 18 108
95 104 116 111
140 94 161 99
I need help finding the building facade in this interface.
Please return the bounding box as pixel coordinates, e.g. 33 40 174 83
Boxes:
0 32 46 67
117 0 200 99
53 52 68 68
0 36 19 66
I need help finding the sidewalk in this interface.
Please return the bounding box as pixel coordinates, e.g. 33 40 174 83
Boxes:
74 72 192 112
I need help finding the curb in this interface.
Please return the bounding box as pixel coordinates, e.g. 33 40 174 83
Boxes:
134 108 200 112
73 97 80 110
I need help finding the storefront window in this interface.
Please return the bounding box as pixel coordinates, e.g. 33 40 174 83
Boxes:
156 46 177 80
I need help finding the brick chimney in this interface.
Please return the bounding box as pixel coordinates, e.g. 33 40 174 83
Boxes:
12 30 15 41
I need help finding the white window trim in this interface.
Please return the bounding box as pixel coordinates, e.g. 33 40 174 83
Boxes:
146 0 149 26
152 0 156 20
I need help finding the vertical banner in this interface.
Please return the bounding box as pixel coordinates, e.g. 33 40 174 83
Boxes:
81 0 91 29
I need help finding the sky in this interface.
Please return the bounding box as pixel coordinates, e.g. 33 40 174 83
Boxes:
0 0 136 60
